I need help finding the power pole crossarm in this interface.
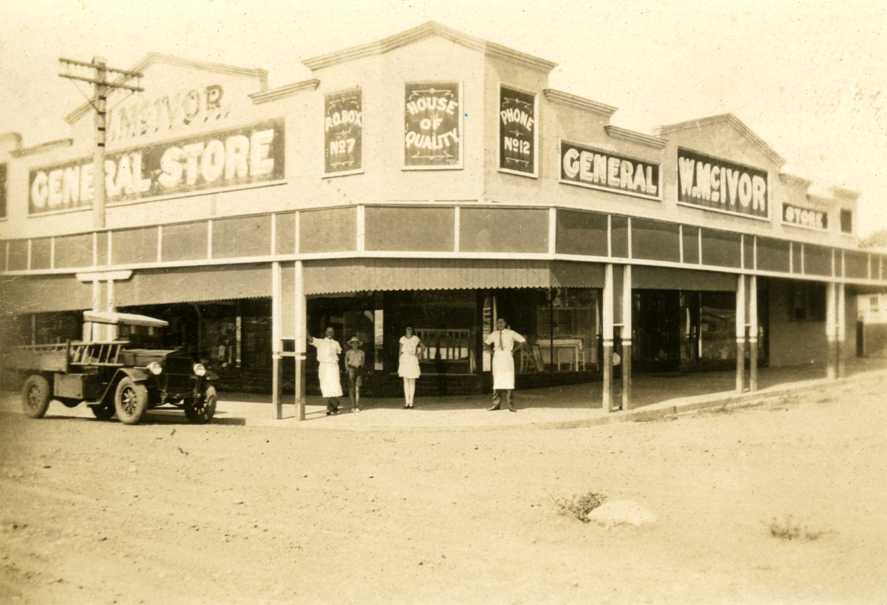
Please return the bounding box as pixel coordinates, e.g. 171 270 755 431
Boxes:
57 56 144 229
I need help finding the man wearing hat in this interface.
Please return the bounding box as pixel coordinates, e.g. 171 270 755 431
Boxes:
345 335 366 412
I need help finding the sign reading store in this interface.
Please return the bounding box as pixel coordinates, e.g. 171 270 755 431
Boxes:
677 148 768 219
560 141 660 200
783 203 828 231
29 119 284 215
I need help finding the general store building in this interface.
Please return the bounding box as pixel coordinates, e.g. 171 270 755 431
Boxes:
2 22 885 417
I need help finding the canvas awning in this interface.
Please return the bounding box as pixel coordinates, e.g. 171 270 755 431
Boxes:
302 259 604 295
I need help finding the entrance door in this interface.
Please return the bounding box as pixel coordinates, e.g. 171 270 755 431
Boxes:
633 290 681 371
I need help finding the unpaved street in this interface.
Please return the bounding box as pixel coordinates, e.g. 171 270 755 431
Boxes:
2 375 887 604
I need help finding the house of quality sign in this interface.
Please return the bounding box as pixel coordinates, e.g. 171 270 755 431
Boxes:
677 148 768 219
782 203 828 230
560 141 660 200
324 88 362 175
404 82 461 168
499 86 536 176
29 119 284 214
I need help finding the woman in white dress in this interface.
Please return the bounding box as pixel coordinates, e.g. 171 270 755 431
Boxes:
484 317 526 412
398 326 424 408
309 326 343 415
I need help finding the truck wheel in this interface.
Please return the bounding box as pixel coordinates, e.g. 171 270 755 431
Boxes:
185 385 217 424
90 403 115 420
114 378 148 425
22 375 51 419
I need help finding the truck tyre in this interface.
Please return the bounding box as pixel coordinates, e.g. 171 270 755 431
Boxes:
22 375 51 419
185 385 217 424
90 403 115 420
114 377 148 425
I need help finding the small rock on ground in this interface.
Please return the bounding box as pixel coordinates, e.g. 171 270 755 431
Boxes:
588 500 657 527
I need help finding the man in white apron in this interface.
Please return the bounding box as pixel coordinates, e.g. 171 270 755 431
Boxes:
484 317 526 412
309 327 344 415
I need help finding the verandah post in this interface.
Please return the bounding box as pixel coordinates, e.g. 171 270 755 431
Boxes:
295 260 307 420
735 273 746 393
748 275 758 391
825 281 837 380
271 261 282 420
602 263 614 412
621 264 632 410
837 282 846 378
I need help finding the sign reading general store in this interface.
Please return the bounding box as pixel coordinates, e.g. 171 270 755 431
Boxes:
560 141 660 200
324 88 363 175
782 203 828 230
29 119 284 214
498 86 537 177
677 148 768 219
403 81 461 169
107 84 232 145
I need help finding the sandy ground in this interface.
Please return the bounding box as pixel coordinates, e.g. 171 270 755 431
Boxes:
1 374 886 604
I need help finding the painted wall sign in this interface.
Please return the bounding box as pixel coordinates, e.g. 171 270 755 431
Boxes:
498 86 537 177
783 203 828 230
324 88 362 175
0 163 6 218
560 140 660 200
677 148 768 219
29 119 284 214
403 81 462 169
107 84 231 145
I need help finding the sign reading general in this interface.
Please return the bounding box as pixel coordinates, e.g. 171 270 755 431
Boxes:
677 148 768 219
560 141 660 200
499 86 537 177
324 88 362 175
783 203 828 230
403 82 461 169
29 119 285 214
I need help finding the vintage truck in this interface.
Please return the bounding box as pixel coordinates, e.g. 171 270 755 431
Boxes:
8 310 217 425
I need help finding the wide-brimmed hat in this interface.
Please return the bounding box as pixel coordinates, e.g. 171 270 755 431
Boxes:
347 336 363 346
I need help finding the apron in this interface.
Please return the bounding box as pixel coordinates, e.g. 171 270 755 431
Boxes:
492 350 516 390
318 362 343 398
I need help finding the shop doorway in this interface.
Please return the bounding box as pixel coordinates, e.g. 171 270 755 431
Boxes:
633 290 682 371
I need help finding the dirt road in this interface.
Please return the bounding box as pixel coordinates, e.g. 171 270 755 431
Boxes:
2 374 886 604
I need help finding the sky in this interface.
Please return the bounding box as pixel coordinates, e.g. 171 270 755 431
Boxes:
2 0 885 236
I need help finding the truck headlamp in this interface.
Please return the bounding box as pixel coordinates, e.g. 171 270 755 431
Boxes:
192 363 207 377
147 361 163 375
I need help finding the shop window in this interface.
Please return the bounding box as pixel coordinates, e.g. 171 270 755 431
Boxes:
790 282 825 321
529 288 599 373
870 296 880 312
840 209 853 234
33 312 81 344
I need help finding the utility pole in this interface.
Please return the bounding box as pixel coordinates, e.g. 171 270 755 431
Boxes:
59 57 143 229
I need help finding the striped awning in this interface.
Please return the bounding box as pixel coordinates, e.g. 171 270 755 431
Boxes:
303 259 604 295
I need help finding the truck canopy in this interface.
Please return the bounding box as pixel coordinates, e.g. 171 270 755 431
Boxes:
82 311 169 328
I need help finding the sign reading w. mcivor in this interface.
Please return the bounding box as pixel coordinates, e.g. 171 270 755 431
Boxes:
107 84 232 145
677 148 769 219
29 119 285 215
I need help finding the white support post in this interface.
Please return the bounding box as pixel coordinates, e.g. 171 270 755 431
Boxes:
295 260 307 420
548 207 557 255
453 206 461 252
621 264 632 410
748 275 758 391
837 282 846 378
602 263 614 411
271 261 282 419
825 281 837 380
735 274 746 392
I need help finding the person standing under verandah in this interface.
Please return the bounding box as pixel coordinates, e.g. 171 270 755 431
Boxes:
398 326 424 408
484 317 526 412
345 336 366 413
309 327 344 415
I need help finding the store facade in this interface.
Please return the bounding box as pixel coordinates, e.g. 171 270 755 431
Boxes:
2 23 885 416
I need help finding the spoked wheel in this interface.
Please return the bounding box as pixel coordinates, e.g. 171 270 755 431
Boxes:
185 385 217 424
21 375 51 419
90 403 115 420
113 377 148 425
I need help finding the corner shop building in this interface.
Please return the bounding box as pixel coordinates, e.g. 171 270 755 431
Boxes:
2 22 885 416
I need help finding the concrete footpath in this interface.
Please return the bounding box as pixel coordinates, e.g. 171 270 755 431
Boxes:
3 359 886 431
